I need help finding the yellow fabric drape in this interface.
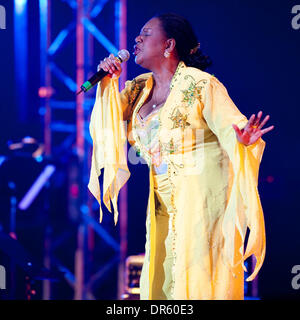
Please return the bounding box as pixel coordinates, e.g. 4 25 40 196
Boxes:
88 76 130 225
202 76 266 281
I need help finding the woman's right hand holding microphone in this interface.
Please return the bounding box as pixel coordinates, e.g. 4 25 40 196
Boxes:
97 53 122 78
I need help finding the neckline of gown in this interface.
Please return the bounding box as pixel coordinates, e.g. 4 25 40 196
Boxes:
136 61 186 123
137 105 162 122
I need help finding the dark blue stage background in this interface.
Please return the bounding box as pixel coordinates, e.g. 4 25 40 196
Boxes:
0 0 299 300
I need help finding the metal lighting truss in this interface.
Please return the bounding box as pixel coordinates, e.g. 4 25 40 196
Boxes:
39 0 127 299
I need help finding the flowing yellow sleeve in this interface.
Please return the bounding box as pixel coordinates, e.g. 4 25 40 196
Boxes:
202 75 266 281
88 77 132 225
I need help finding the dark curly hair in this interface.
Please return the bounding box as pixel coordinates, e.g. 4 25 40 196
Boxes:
154 13 212 71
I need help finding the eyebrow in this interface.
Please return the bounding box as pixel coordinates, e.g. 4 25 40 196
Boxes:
141 27 152 33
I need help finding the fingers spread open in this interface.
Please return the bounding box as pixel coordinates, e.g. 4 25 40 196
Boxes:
253 110 263 126
257 115 270 130
260 125 274 135
244 114 256 131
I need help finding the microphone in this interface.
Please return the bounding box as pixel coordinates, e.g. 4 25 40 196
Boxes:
76 49 130 95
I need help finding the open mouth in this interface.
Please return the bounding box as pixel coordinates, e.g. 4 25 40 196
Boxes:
133 46 141 56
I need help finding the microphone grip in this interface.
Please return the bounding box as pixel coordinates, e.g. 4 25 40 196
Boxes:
79 69 108 93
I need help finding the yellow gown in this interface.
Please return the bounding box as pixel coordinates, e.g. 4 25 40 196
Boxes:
88 61 266 300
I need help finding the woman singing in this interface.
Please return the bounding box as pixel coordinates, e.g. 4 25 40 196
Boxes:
88 13 274 300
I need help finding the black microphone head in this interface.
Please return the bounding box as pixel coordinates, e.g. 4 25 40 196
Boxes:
118 49 130 63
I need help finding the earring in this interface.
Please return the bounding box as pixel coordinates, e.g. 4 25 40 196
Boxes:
164 51 170 58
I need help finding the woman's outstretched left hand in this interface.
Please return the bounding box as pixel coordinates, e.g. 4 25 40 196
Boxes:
232 111 274 146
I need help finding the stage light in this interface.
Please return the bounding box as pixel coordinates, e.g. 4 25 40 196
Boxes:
14 0 28 122
70 183 79 199
266 175 275 183
0 156 6 167
18 165 56 211
14 0 27 15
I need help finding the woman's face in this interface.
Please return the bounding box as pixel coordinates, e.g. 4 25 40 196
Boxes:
133 18 168 70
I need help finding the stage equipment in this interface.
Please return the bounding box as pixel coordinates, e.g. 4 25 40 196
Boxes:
121 254 144 300
0 137 61 299
39 0 128 300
